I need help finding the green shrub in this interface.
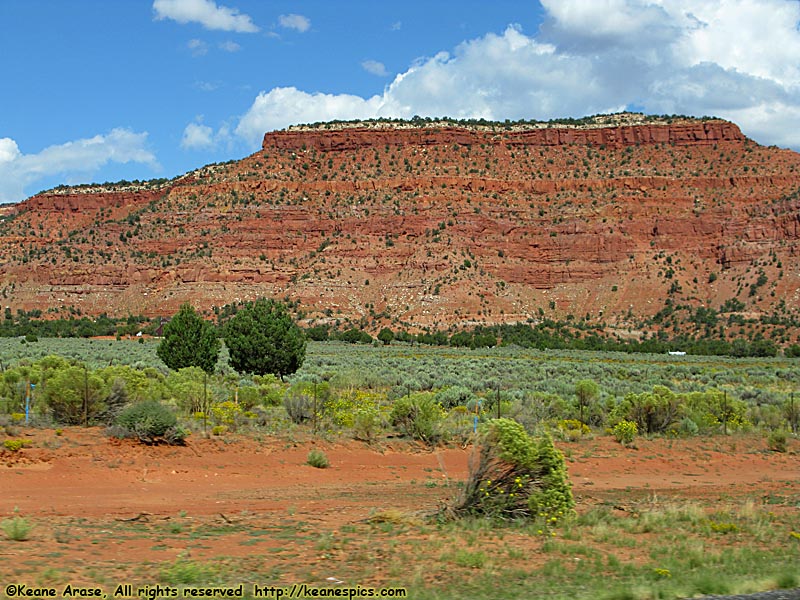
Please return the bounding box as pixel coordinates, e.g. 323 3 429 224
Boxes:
282 380 330 425
352 405 384 443
434 386 475 409
43 365 108 425
389 392 446 444
2 510 33 541
160 558 213 585
338 328 373 344
611 386 683 434
3 438 32 452
678 417 699 436
767 430 788 453
210 401 243 429
283 384 316 424
684 390 749 433
527 432 575 518
555 419 591 440
307 448 330 468
451 418 574 521
776 570 799 589
235 386 261 411
612 420 638 445
114 400 185 445
102 378 129 425
324 389 381 428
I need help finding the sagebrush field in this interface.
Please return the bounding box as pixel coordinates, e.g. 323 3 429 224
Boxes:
1 340 799 599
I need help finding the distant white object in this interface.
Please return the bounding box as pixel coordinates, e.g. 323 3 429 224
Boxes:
668 351 686 356
136 331 143 337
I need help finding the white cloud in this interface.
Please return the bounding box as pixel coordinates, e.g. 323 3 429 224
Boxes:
153 0 258 33
362 60 388 77
187 38 208 56
380 27 613 121
0 138 21 163
230 0 800 150
541 0 675 45
181 117 234 151
181 122 215 150
235 87 385 146
722 102 800 149
219 40 241 52
194 80 219 92
233 25 612 144
0 129 158 204
278 14 310 33
671 0 800 85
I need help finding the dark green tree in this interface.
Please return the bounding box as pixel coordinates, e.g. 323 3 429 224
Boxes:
377 328 395 345
224 298 306 379
339 328 372 344
156 303 220 374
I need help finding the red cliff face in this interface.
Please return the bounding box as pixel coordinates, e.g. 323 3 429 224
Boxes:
23 188 166 212
263 121 745 152
2 117 800 332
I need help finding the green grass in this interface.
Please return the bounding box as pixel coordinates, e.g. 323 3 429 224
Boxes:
234 498 798 599
3 497 799 598
160 558 215 585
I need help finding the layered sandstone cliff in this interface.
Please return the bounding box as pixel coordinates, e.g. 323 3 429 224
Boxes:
1 116 799 331
264 120 745 152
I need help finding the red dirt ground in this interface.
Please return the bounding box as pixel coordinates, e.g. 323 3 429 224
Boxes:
1 428 798 587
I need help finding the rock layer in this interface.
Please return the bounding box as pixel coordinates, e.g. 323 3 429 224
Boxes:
264 121 745 152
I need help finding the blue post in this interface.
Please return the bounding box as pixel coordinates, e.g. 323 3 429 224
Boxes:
25 383 35 425
473 398 482 433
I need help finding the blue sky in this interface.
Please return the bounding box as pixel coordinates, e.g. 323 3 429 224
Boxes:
1 0 800 204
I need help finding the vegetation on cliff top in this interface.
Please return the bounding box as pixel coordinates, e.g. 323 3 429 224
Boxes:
288 112 721 132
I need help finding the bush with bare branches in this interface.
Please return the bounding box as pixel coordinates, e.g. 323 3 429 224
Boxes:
449 418 574 521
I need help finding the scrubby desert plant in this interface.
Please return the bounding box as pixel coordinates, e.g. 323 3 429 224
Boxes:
555 419 591 441
612 420 638 445
389 392 447 444
114 400 185 445
324 389 381 428
2 509 33 541
283 379 330 425
306 448 330 468
43 365 107 425
352 405 383 443
101 377 129 425
678 416 699 436
283 388 315 424
3 438 32 452
450 418 574 521
684 390 749 434
611 385 683 434
434 386 475 409
210 401 243 429
767 430 788 453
